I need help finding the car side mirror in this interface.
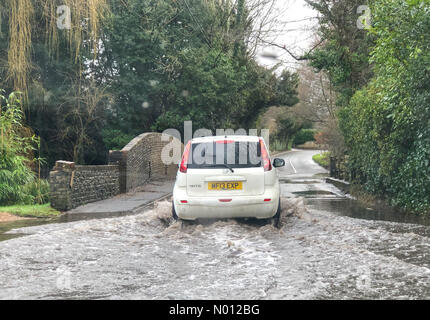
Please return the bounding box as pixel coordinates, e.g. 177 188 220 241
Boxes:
273 158 285 168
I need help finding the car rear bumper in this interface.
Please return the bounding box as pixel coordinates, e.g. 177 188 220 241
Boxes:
173 186 279 220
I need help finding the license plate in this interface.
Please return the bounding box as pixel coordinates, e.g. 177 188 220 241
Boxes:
208 182 243 191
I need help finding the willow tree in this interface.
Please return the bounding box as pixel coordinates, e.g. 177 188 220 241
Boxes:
1 0 109 92
0 0 110 166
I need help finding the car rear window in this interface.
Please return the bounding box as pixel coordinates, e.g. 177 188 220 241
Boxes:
187 141 262 169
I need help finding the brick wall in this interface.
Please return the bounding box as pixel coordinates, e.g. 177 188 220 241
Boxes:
50 132 182 211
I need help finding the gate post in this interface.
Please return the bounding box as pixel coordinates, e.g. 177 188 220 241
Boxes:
49 161 75 211
329 156 336 177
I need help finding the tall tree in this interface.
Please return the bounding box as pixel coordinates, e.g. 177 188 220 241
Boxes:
305 0 374 106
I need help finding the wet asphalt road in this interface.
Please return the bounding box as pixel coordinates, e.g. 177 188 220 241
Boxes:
0 149 429 299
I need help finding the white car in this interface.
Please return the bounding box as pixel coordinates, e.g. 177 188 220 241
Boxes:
172 136 285 223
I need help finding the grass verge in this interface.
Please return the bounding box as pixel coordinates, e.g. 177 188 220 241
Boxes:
312 152 330 169
0 203 61 218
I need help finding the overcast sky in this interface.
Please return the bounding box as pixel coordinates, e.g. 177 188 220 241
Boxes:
255 0 319 71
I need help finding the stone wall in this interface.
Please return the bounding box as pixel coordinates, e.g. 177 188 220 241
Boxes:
109 132 182 193
49 161 120 211
50 132 182 211
71 165 120 206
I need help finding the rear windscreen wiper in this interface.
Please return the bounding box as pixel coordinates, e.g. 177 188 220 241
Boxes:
202 164 235 173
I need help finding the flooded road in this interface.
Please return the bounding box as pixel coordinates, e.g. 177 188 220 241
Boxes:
0 150 429 299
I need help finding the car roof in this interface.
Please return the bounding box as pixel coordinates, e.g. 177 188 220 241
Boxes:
191 135 261 144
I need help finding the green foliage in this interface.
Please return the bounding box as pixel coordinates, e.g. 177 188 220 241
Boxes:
0 203 60 218
293 129 317 146
312 152 330 169
102 129 135 151
152 47 248 132
270 139 291 153
306 0 374 107
339 0 430 213
308 0 430 213
0 91 38 205
21 179 50 205
274 116 303 150
98 0 281 135
275 70 299 106
2 0 299 168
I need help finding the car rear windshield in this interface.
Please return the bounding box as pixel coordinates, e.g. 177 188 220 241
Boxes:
187 141 262 169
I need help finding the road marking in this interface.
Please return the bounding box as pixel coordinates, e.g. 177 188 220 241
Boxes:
288 158 297 174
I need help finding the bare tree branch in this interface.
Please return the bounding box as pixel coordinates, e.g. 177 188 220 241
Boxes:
257 36 324 61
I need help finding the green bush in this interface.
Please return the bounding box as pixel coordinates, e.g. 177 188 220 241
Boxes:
0 155 35 205
101 129 134 151
270 139 290 153
0 91 38 205
312 152 330 169
338 0 430 214
22 179 50 205
293 129 316 146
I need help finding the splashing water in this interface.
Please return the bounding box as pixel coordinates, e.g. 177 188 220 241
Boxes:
0 198 429 299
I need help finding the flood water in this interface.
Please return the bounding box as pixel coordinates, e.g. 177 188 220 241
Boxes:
0 219 57 242
0 150 429 299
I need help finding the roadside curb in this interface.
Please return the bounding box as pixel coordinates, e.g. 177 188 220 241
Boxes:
271 149 294 157
130 193 173 214
61 192 173 221
326 177 350 193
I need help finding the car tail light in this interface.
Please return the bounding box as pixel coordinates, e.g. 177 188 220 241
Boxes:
215 140 235 144
259 138 272 172
219 199 232 202
180 200 188 204
264 199 271 202
180 141 191 173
